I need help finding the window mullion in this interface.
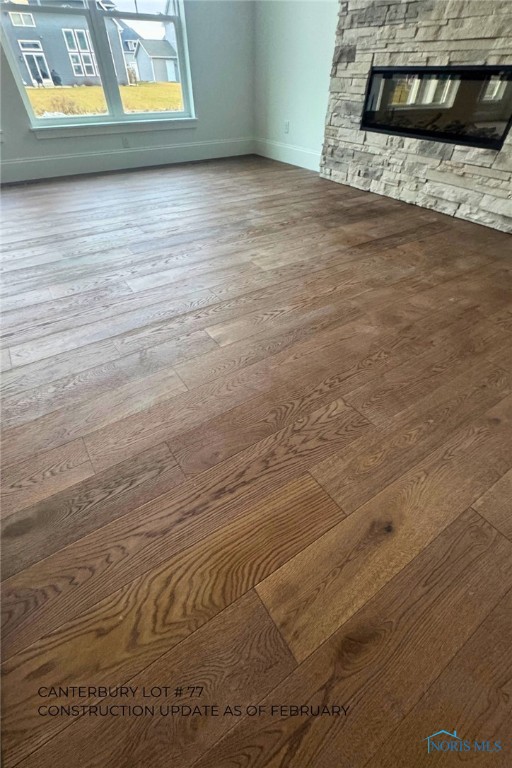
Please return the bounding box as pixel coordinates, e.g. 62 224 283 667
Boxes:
173 1 194 118
86 3 124 120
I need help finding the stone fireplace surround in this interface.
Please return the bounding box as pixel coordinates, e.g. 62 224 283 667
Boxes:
321 0 512 232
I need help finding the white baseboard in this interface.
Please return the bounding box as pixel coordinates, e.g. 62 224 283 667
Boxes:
1 136 322 184
254 138 321 172
1 137 256 183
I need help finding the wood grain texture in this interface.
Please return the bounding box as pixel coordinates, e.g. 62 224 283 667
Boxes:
171 368 370 476
193 509 512 768
258 396 512 661
16 591 296 768
311 359 512 514
0 285 215 349
1 477 336 764
1 442 185 579
343 318 509 425
0 338 121 397
0 287 53 311
1 157 511 768
1 365 187 467
8 291 216 366
365 586 512 767
1 399 368 659
1 331 215 429
472 467 512 541
0 439 93 519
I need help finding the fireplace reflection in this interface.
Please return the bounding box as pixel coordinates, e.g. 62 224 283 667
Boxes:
362 66 512 150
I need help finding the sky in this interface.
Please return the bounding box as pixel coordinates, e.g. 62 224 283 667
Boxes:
108 1 174 40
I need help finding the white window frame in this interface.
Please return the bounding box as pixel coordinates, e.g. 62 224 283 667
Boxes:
392 75 460 111
9 12 35 27
413 77 458 107
125 39 137 52
1 0 195 130
481 77 507 103
62 28 98 77
63 28 78 52
18 39 43 52
22 51 53 87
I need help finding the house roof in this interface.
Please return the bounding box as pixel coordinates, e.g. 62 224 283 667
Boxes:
119 21 143 42
138 39 177 59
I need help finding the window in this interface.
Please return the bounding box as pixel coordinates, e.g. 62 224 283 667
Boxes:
389 75 459 108
63 28 98 77
481 76 507 103
9 12 35 27
0 0 194 126
18 40 43 51
63 29 78 50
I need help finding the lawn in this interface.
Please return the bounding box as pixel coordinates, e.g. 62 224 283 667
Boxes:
26 82 184 117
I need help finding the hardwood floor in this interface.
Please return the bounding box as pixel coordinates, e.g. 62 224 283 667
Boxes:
1 156 511 768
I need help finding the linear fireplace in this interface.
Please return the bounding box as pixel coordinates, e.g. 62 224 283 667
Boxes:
361 65 512 150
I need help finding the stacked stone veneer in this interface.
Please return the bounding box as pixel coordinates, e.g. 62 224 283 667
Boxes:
321 0 512 232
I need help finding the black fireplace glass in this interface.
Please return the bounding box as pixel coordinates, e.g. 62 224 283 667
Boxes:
361 66 512 150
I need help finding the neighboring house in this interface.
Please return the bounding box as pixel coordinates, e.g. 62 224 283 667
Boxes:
118 19 142 82
135 39 179 83
1 0 141 87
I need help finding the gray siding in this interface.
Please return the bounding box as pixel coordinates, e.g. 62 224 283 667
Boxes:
1 10 128 86
135 47 154 83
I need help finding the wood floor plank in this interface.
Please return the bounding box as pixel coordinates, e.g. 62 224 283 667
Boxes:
257 395 512 662
1 476 339 764
472 468 512 541
13 590 293 768
0 235 142 277
82 364 278 471
1 366 187 467
488 306 512 334
125 258 264 294
343 319 509 425
173 299 434 391
1 442 185 580
192 509 512 768
0 281 151 345
2 401 368 658
170 376 349 476
206 294 361 348
49 273 142 298
311 360 512 514
83 301 480 472
1 331 217 429
110 260 382 358
0 246 140 296
0 287 53 311
0 338 122 398
1 158 511 768
0 439 93 520
411 263 512 319
8 291 217 367
365 587 512 767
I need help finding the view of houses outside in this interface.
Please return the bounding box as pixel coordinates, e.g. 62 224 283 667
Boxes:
1 0 184 118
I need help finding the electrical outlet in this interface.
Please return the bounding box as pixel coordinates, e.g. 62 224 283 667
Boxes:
284 121 290 135
122 136 130 148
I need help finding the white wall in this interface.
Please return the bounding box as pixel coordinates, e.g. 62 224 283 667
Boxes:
0 0 255 182
254 0 339 171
